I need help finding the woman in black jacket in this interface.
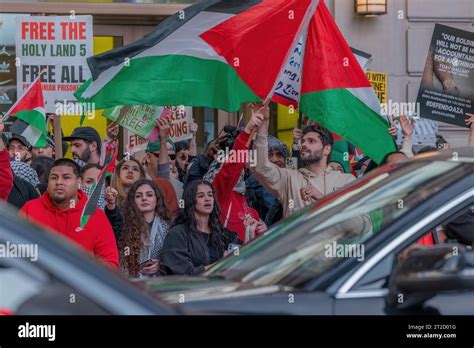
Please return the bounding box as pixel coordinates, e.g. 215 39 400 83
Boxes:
161 179 241 275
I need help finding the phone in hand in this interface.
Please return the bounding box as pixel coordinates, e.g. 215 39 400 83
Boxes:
139 259 154 268
227 243 239 253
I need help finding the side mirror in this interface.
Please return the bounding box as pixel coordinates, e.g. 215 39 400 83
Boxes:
386 244 474 310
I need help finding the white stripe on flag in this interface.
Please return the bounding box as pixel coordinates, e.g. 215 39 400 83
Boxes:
347 87 387 120
22 124 42 147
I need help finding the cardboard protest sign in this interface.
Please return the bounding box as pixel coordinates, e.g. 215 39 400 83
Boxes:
103 105 193 153
416 24 473 128
165 105 193 143
15 16 93 114
102 104 159 138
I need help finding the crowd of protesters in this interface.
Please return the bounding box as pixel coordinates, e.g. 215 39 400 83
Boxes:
0 108 473 278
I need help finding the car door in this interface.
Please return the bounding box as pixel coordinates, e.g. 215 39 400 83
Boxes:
332 189 474 315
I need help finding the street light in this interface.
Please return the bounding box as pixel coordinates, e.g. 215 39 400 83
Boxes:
354 0 387 17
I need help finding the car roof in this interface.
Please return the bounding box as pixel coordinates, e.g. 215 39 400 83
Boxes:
412 147 474 163
0 203 177 315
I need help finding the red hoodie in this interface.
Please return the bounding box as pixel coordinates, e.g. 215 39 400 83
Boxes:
213 131 259 242
20 190 119 268
0 149 13 200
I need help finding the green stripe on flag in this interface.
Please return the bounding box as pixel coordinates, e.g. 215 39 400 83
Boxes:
75 55 261 112
301 88 396 164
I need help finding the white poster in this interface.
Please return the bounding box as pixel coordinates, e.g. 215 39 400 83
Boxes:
16 16 93 113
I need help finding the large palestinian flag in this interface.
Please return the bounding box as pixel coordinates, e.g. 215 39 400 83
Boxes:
300 1 396 163
75 0 317 112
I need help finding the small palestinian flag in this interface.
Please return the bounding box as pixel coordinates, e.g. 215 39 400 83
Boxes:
6 76 47 148
80 144 118 228
75 0 317 112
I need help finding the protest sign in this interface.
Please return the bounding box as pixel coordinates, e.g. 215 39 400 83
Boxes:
416 24 473 128
103 105 193 145
366 71 387 105
15 16 93 114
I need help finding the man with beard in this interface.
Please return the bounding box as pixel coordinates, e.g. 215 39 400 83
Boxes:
20 158 118 268
63 127 101 167
253 106 356 218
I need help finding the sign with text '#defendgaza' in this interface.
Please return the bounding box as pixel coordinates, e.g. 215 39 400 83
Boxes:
416 24 473 128
15 16 93 114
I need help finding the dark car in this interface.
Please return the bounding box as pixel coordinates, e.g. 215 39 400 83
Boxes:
0 203 178 315
142 148 474 315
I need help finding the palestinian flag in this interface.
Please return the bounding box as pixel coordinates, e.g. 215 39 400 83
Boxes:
329 134 351 174
6 76 47 148
75 0 317 112
300 1 396 164
80 145 118 228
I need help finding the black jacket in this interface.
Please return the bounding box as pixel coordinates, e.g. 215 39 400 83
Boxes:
161 223 240 276
7 176 39 209
105 206 124 239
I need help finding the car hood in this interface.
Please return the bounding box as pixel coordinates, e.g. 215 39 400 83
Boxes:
140 276 289 304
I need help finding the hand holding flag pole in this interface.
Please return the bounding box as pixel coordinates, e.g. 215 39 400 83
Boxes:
246 99 270 147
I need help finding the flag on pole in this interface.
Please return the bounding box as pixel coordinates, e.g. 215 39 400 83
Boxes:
299 1 396 163
6 76 47 148
80 144 118 228
75 0 317 112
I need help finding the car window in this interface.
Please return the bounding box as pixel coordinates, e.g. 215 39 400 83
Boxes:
209 161 468 288
351 203 474 292
0 255 50 314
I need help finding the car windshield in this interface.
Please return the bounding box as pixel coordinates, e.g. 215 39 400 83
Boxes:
207 160 465 288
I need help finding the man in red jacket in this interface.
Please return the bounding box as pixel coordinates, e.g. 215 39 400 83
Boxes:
20 158 119 268
0 120 13 200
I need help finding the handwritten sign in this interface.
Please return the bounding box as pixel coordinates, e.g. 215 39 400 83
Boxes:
273 36 304 108
103 104 193 142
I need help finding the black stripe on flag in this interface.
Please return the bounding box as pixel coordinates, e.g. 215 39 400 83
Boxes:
10 119 29 135
82 148 115 216
206 0 261 14
87 0 254 80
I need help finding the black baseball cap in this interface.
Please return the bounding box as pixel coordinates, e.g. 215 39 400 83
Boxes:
9 134 31 149
63 127 101 147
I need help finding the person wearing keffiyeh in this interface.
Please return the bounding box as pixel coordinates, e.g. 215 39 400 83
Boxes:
10 159 40 188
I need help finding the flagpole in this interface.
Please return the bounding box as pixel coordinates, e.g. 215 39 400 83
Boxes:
53 114 63 158
2 70 46 122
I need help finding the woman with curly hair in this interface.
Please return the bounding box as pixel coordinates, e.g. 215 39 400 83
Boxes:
118 179 172 278
161 180 245 276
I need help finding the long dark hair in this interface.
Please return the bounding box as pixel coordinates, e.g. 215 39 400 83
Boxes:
174 180 226 254
118 179 172 277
